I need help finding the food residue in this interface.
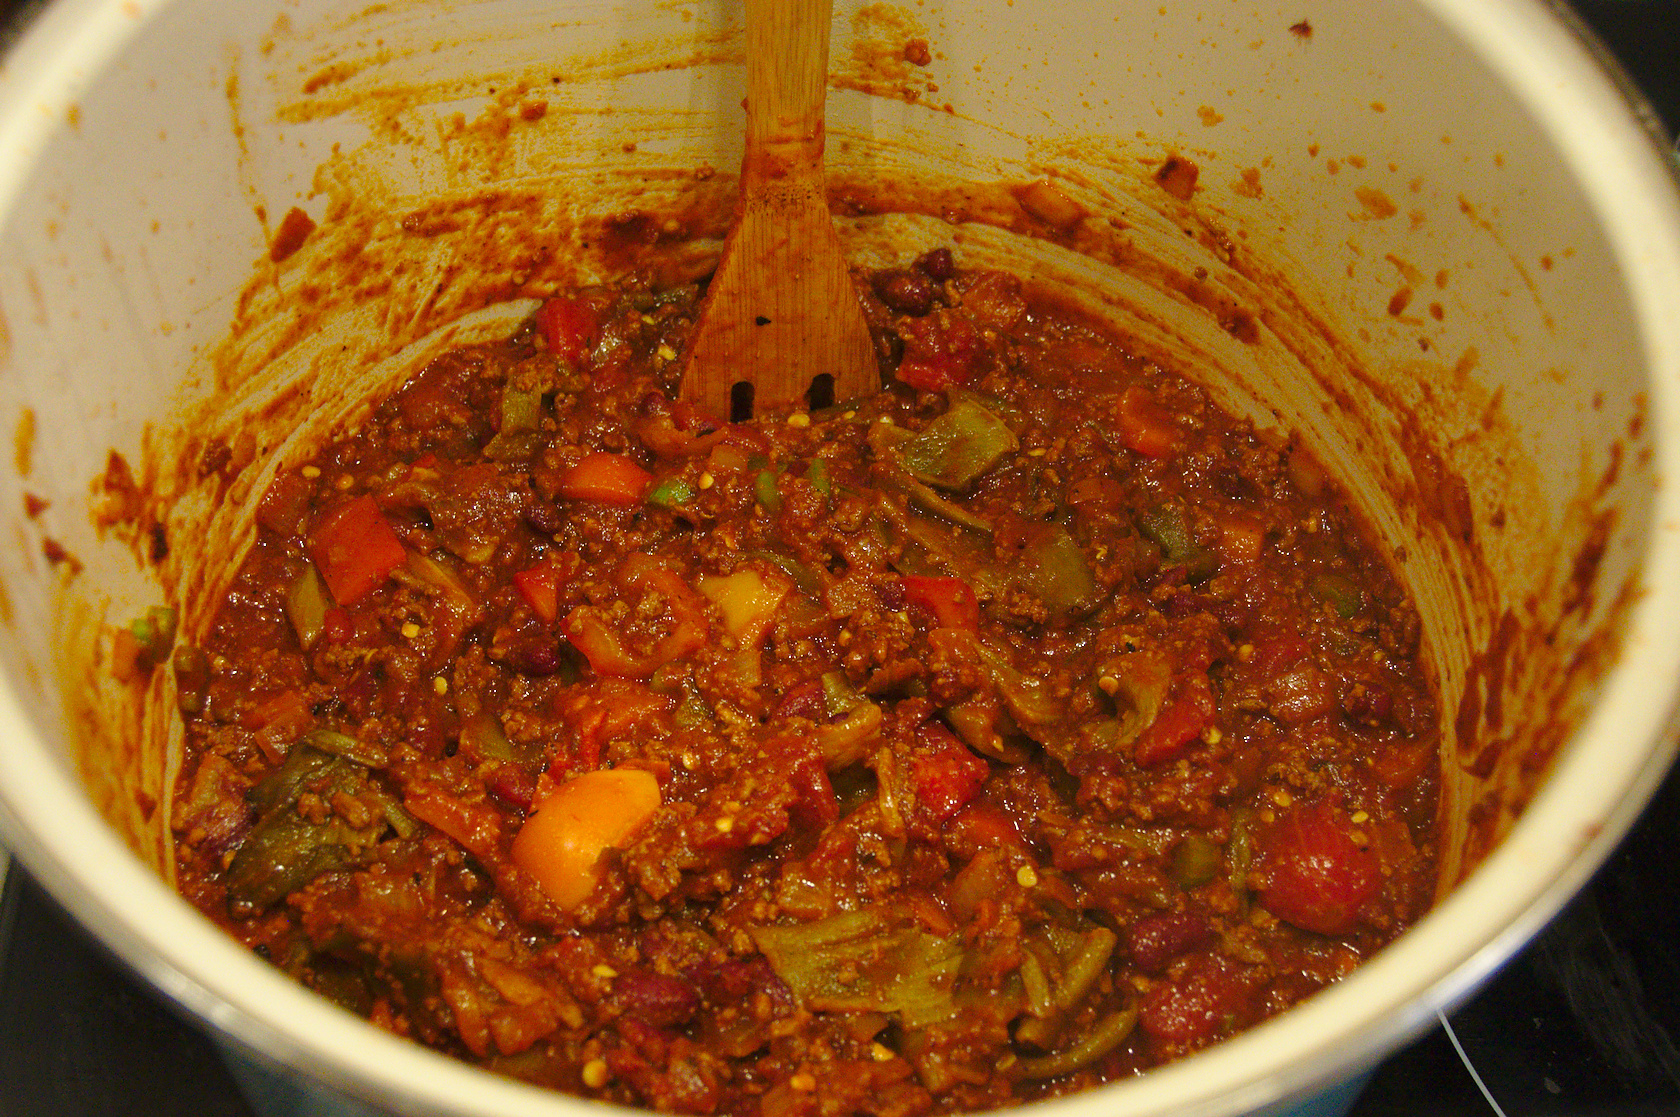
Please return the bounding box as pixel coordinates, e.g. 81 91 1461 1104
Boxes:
1355 187 1398 220
1154 154 1199 201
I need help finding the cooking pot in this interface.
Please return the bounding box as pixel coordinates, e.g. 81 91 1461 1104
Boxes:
1 0 1678 1115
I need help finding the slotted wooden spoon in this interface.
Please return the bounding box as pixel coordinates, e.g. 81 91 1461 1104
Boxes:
680 0 879 421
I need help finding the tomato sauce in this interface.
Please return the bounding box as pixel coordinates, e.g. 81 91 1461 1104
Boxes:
170 249 1438 1114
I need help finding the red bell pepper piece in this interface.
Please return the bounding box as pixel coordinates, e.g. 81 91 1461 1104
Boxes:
535 295 599 367
558 452 653 506
513 557 560 624
306 495 407 606
900 574 980 631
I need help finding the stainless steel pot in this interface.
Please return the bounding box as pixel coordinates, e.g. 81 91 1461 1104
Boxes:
1 1 1678 1114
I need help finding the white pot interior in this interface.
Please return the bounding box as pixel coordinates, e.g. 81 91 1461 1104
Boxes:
1 0 1679 1115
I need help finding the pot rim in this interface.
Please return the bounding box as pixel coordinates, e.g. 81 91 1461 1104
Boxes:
3 0 1680 1114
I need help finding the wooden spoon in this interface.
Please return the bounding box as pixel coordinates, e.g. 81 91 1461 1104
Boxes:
680 0 879 421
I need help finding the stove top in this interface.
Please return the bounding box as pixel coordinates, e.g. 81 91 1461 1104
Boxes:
5 2 1680 1115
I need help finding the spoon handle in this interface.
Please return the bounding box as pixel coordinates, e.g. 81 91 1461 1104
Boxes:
742 0 831 183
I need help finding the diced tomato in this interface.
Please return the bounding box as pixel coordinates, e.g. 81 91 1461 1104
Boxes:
558 452 653 506
535 295 599 366
242 689 313 765
1267 662 1337 724
255 469 314 537
1217 513 1267 566
911 723 989 824
944 804 1022 856
899 574 980 631
1066 474 1126 511
1134 672 1215 766
905 890 957 937
562 611 644 679
306 494 407 606
553 679 675 773
897 356 963 393
321 607 354 645
1371 736 1435 789
1257 798 1381 935
895 311 980 392
1140 956 1250 1051
1116 385 1182 458
785 753 839 829
1248 632 1310 676
513 557 561 623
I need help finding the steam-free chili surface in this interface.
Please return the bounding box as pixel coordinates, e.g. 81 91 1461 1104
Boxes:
171 250 1438 1115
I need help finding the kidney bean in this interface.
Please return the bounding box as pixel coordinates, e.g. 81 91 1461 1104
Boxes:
612 970 701 1028
485 762 535 811
503 633 564 676
523 500 567 535
874 269 935 316
1128 910 1214 973
915 246 956 281
773 678 827 723
688 957 794 1013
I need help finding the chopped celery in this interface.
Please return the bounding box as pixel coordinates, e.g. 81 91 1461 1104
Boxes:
302 728 389 769
1053 925 1119 1011
819 671 868 718
673 688 716 731
226 744 400 909
1169 833 1222 888
501 383 543 433
969 636 1062 733
482 383 546 461
942 698 1031 764
902 474 995 533
748 551 823 598
1015 1007 1139 1080
286 566 331 650
754 468 783 513
646 476 696 508
1228 807 1256 903
1309 571 1365 618
1139 504 1219 582
458 712 517 762
750 909 966 1029
807 457 832 499
1092 650 1171 739
482 430 544 462
816 700 883 769
398 552 483 629
1018 525 1100 614
897 392 1019 490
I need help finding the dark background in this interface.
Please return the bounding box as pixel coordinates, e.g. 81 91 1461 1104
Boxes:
5 2 1680 1115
